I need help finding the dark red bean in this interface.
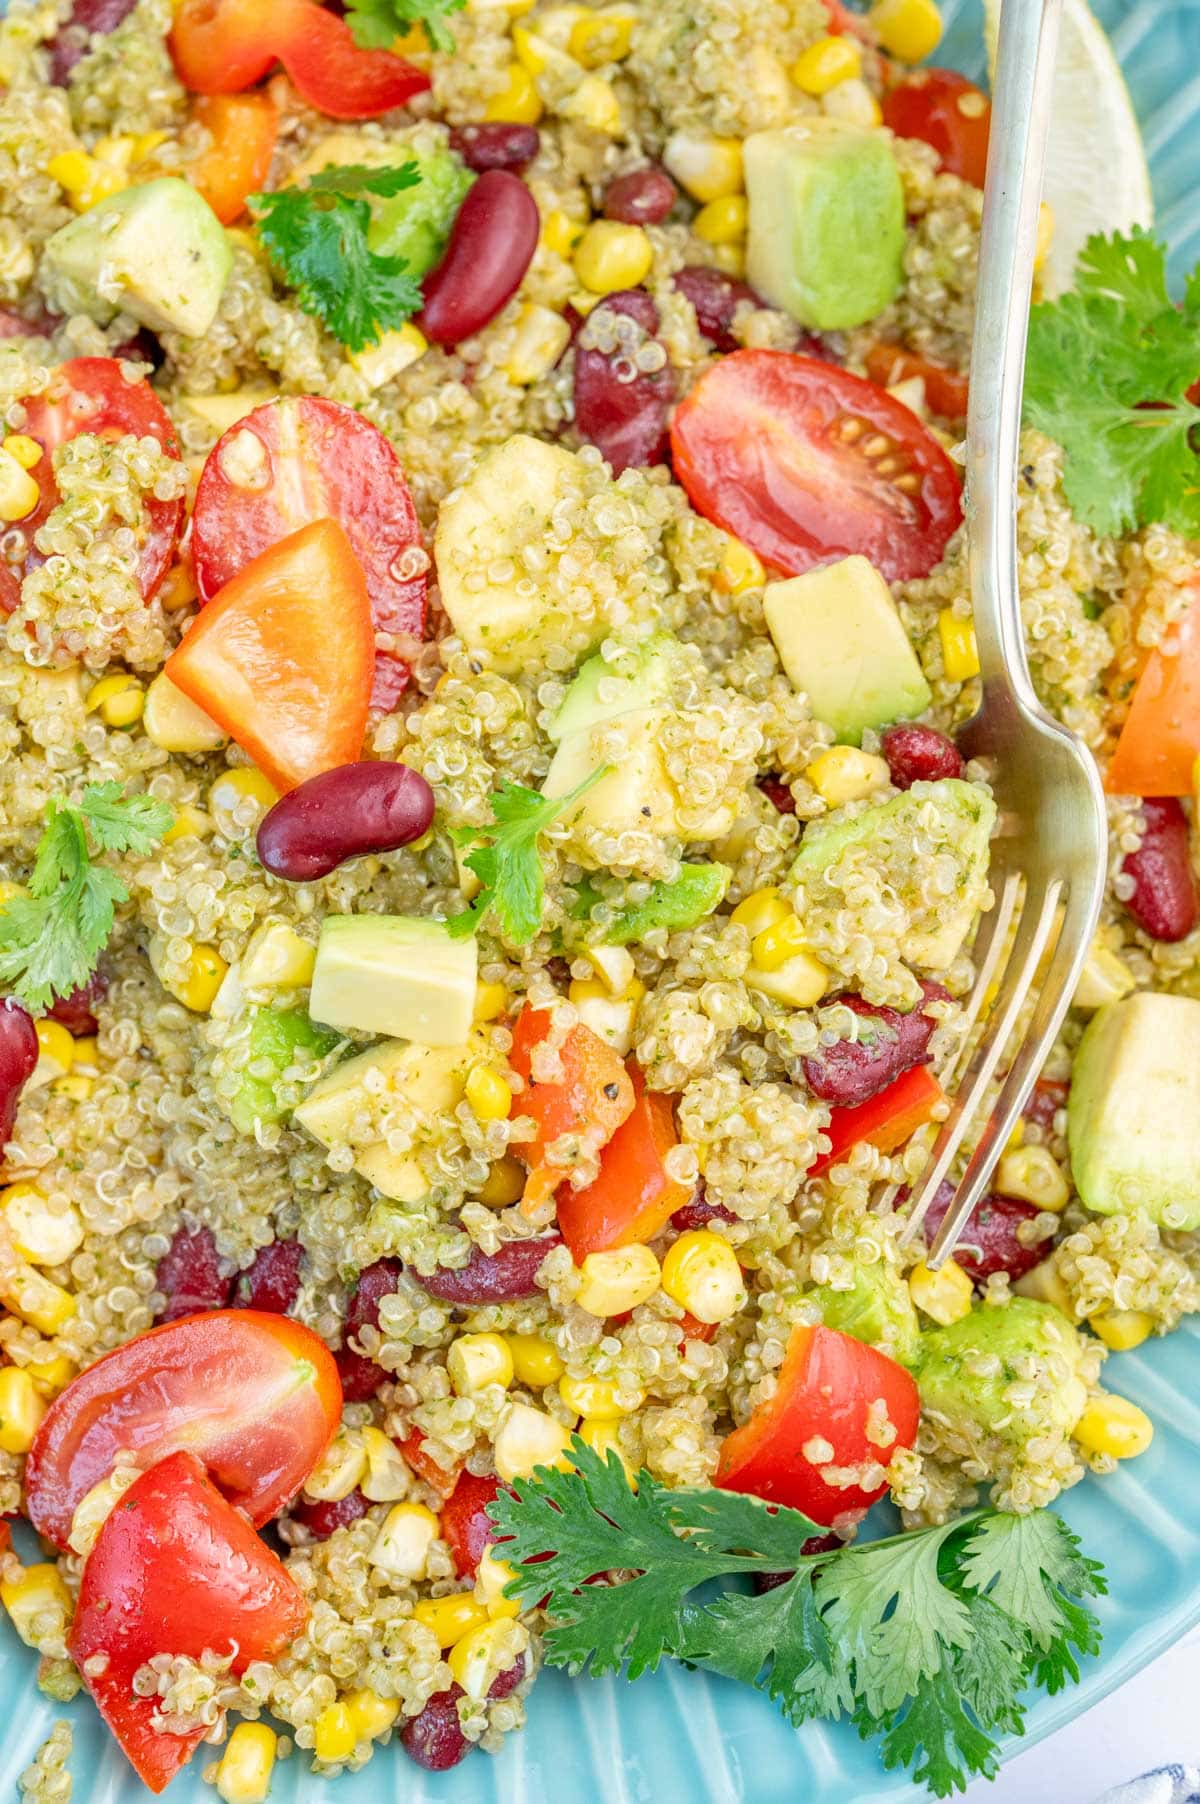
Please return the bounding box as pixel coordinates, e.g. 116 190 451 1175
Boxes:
0 309 47 340
880 723 964 790
154 1224 233 1322
400 1656 527 1771
110 328 163 371
802 983 946 1109
46 970 107 1037
758 775 796 814
918 1181 1043 1285
449 123 540 173
289 1488 370 1541
1122 796 1198 942
596 288 659 333
489 1652 527 1699
1023 1077 1069 1131
671 1192 735 1233
418 170 539 346
0 999 39 1151
752 1535 841 1592
337 1257 404 1401
441 1470 503 1578
48 0 137 84
603 166 677 225
415 1235 562 1306
235 1239 304 1313
573 290 674 474
257 761 435 883
673 266 762 354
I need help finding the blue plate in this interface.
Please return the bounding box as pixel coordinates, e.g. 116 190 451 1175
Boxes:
5 2 1200 1797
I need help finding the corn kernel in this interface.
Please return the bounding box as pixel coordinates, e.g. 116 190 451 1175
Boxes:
1092 1308 1155 1353
144 673 227 754
569 7 634 64
512 22 551 72
169 944 227 1013
505 1331 565 1388
938 608 981 681
1073 938 1136 1010
709 241 746 278
1013 1258 1079 1321
0 446 39 523
558 1372 642 1419
995 1143 1070 1212
751 912 809 972
52 1074 93 1101
909 1257 973 1325
448 1331 515 1395
584 943 637 993
448 1619 528 1700
360 1425 412 1502
216 1722 277 1804
505 302 572 385
313 1701 358 1765
164 804 212 844
0 1366 46 1455
714 536 764 596
663 130 744 202
869 0 943 61
85 672 144 729
370 1501 440 1579
692 194 748 245
346 1688 400 1741
542 208 585 258
2 1265 75 1335
473 980 509 1023
3 1182 84 1266
661 1229 746 1324
304 1429 368 1502
568 980 641 1057
1034 201 1055 274
484 63 543 124
806 745 891 807
789 34 862 94
46 150 95 195
1073 1391 1153 1460
348 322 427 390
68 1467 138 1557
26 1354 75 1398
576 1415 638 1482
572 219 653 294
480 1154 526 1208
729 887 791 937
0 1563 72 1649
575 1244 661 1317
562 72 622 133
465 1064 513 1122
240 920 316 991
822 76 882 127
745 948 830 1008
159 563 198 611
470 1547 522 1620
494 1400 575 1481
413 1590 490 1647
2 435 41 470
208 767 280 836
33 1019 75 1080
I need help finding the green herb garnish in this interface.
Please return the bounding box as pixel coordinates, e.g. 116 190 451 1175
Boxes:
490 1439 1106 1800
345 0 466 53
250 164 424 353
0 784 174 1011
447 768 610 946
1023 228 1200 536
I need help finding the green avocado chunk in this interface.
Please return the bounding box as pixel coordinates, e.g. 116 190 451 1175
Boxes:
368 145 473 277
42 178 233 338
601 863 732 944
1068 992 1200 1231
548 636 682 744
227 1007 339 1135
310 915 478 1046
810 1262 921 1366
744 120 905 330
915 1297 1088 1448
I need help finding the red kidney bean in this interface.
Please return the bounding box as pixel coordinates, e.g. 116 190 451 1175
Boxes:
49 0 137 84
1023 1077 1069 1131
235 1239 304 1313
752 1535 842 1592
289 1487 370 1541
1122 796 1198 942
802 983 946 1109
918 1181 1043 1286
337 1257 404 1401
0 309 47 340
758 775 796 814
46 970 108 1037
573 290 674 474
449 123 540 173
880 723 964 789
418 170 539 346
672 266 763 354
401 1658 526 1772
603 165 678 225
154 1224 233 1322
257 761 435 883
0 999 38 1151
671 1190 735 1233
415 1234 562 1306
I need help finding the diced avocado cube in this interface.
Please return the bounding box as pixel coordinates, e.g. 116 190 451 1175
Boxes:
310 916 477 1046
744 121 905 331
227 1007 339 1135
600 863 731 944
1068 993 1200 1231
764 555 932 745
549 636 682 744
177 389 280 439
368 145 473 278
42 179 233 339
916 1297 1088 1448
811 1262 920 1366
790 778 995 972
544 709 737 860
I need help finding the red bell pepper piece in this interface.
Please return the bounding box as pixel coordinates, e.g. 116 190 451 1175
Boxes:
508 1006 635 1209
555 1066 691 1260
810 1063 944 1177
1106 585 1200 797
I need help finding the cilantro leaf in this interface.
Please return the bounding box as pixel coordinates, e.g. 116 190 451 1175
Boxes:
346 0 466 52
79 782 175 856
250 164 423 353
446 767 610 946
874 1666 1001 1797
957 1509 1106 1652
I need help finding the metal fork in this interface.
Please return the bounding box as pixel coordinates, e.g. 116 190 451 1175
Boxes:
898 0 1108 1267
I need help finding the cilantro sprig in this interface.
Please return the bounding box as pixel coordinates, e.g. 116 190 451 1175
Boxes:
0 784 174 1012
490 1440 1106 1800
447 768 609 946
1023 229 1200 537
250 164 423 353
346 0 466 53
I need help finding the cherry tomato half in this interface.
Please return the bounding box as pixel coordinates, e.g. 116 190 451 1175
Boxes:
441 1469 504 1577
670 349 963 584
882 69 992 189
192 396 427 713
26 1309 341 1550
69 1450 307 1793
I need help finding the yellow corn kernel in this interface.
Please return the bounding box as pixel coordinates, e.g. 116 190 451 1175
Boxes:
569 7 634 64
663 130 744 202
170 944 227 1013
448 1619 527 1700
576 1414 637 1482
542 208 585 258
1034 201 1055 274
558 1372 642 1420
789 34 862 95
144 672 227 755
484 63 543 124
216 1721 277 1804
414 1591 490 1647
3 1264 75 1335
465 1064 513 1122
3 1182 84 1266
1073 1392 1153 1460
34 1019 75 1080
345 1688 400 1741
1073 939 1136 1010
473 1548 522 1620
512 22 550 73
561 73 622 134
909 1257 973 1326
692 194 748 245
751 912 810 972
85 672 140 728
505 1331 565 1388
473 980 509 1023
709 241 746 278
505 302 573 385
938 608 981 681
52 1074 92 1101
714 536 765 596
73 1035 97 1072
1013 1258 1079 1320
313 1701 358 1765
729 887 791 938
163 804 212 844
26 1354 76 1398
348 322 428 391
822 76 883 127
130 128 168 164
480 1154 526 1209
2 435 41 470
584 943 637 994
0 1366 46 1454
572 220 653 294
661 1229 746 1324
567 289 602 316
360 1425 412 1502
0 1563 72 1649
240 920 316 991
869 0 943 62
304 1429 368 1503
806 745 891 808
575 1244 661 1317
746 947 830 1008
370 1501 440 1579
46 150 95 195
994 1143 1070 1212
448 1330 515 1395
159 563 198 611
494 1400 575 1481
209 767 280 836
0 446 38 522
1091 1308 1155 1353
1005 1117 1025 1152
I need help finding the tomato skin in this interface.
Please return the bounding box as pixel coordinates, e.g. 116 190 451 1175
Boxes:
69 1450 307 1793
192 396 426 713
810 1064 945 1177
555 1067 690 1260
863 342 970 423
187 94 279 225
670 349 963 585
507 1006 636 1207
715 1323 919 1524
1106 584 1200 797
26 1309 341 1550
170 0 283 94
441 1470 503 1578
882 69 991 188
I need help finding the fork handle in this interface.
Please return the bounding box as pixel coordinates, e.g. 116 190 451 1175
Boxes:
966 0 1063 704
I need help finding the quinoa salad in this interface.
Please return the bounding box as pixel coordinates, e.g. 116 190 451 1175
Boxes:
0 0 1199 1799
